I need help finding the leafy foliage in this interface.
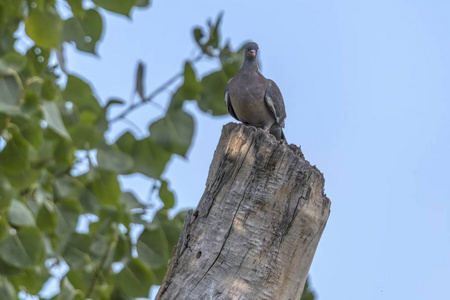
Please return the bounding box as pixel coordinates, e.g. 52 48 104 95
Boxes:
0 1 245 299
300 279 316 300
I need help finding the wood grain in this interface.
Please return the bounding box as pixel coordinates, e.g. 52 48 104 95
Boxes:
156 123 331 300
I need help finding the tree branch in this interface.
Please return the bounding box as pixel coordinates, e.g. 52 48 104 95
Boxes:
109 53 204 123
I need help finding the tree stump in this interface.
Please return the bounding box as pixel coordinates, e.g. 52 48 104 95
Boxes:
156 123 331 300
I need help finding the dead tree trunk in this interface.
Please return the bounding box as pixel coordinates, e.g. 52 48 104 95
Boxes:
156 123 331 300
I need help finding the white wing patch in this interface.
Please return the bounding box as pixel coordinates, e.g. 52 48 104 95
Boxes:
224 91 230 105
265 94 280 124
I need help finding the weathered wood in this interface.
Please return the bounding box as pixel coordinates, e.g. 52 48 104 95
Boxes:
156 123 331 300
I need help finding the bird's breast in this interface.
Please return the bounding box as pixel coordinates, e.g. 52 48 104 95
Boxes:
228 74 274 128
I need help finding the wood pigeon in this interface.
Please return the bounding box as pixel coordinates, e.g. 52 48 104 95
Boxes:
225 42 287 141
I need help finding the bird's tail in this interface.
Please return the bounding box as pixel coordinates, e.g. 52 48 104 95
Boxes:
270 124 287 142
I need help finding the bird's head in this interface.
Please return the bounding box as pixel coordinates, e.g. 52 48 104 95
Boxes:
245 42 259 60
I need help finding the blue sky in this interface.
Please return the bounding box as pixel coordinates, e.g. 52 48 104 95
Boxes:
64 1 450 299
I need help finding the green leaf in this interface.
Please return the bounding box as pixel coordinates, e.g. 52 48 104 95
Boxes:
135 0 150 7
57 277 85 300
18 117 43 148
97 148 134 174
116 133 171 179
36 201 57 232
55 201 82 250
114 258 154 297
136 225 169 269
178 61 200 100
0 52 27 73
41 77 58 101
113 232 130 262
8 265 50 294
0 227 44 268
220 44 245 78
42 101 71 139
198 70 229 115
0 217 8 241
159 179 175 209
25 8 63 49
153 209 184 251
7 199 35 227
135 61 145 100
210 12 223 49
25 46 50 76
93 0 136 16
151 265 167 285
121 192 143 211
0 75 21 105
66 268 93 294
301 278 316 300
149 108 194 157
63 75 101 114
67 0 84 17
0 258 21 276
63 9 103 54
0 102 25 117
88 170 121 205
0 176 15 210
0 276 16 300
0 127 29 173
54 177 82 201
105 98 125 109
62 233 93 269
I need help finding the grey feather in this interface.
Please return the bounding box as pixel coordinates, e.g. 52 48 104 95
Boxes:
264 79 286 127
225 42 287 141
225 80 239 121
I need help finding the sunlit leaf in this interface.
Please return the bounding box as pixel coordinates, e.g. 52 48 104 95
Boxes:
7 199 35 227
42 101 71 139
0 102 24 117
67 0 84 17
25 8 63 49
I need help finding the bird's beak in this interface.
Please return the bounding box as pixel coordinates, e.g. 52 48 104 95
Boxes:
250 50 256 57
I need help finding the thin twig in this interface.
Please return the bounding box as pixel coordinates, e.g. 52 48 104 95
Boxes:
109 53 204 123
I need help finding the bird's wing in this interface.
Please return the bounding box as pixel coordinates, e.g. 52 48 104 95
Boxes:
264 79 287 127
225 78 239 121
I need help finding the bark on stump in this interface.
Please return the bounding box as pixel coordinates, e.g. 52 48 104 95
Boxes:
156 123 331 300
